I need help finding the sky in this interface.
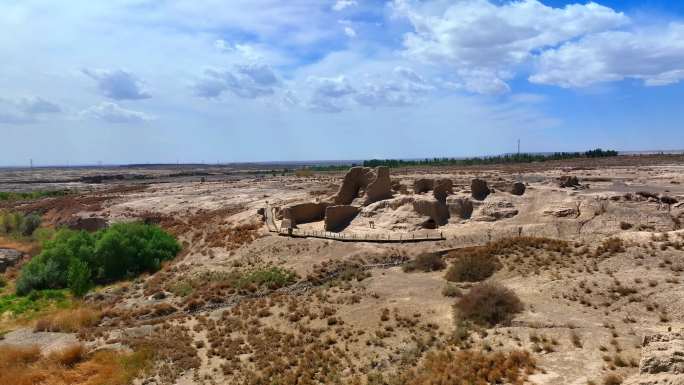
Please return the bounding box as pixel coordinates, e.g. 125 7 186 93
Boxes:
1 0 683 166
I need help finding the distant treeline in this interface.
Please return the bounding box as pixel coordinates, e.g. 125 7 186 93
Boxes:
362 149 618 168
280 148 619 174
0 190 70 202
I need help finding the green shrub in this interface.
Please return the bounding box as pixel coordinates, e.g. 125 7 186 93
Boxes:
16 223 180 296
454 282 523 327
0 289 69 316
20 214 41 237
0 211 42 238
67 259 92 297
445 254 498 282
0 190 70 202
239 267 297 290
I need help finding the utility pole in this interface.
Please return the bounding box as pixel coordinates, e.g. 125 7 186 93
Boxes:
29 158 33 170
517 139 520 155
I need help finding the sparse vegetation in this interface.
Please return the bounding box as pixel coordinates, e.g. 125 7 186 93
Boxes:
16 223 181 296
445 253 498 282
391 349 536 384
403 252 446 272
0 190 70 202
0 289 70 317
455 282 523 327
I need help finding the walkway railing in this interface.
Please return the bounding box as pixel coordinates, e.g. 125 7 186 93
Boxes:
278 228 444 243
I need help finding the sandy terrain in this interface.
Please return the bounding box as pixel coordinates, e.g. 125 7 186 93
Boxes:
1 155 684 385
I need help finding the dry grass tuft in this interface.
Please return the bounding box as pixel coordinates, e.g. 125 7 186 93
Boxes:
395 349 536 385
48 344 85 367
34 307 102 333
0 343 152 385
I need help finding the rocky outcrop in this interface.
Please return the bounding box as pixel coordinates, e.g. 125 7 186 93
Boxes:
433 179 453 202
324 205 360 232
414 179 434 194
281 202 328 226
447 196 473 219
413 196 449 226
510 182 526 196
65 217 109 232
0 248 22 273
543 206 578 218
475 201 518 221
624 332 684 385
471 179 490 201
333 166 392 206
559 175 581 188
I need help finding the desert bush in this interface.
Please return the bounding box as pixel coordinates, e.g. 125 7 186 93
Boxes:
403 253 446 272
455 282 523 327
445 253 498 282
596 238 625 255
603 374 623 385
16 223 180 295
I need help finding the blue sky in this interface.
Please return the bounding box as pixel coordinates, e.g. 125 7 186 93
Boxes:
1 0 683 166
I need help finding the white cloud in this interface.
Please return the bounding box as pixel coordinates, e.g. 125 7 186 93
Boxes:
344 26 357 38
393 0 628 93
306 75 355 112
333 0 357 12
82 69 151 100
19 97 61 114
530 23 684 88
0 96 61 124
81 102 154 124
193 63 280 99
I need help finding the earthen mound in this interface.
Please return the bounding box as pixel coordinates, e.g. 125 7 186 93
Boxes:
433 179 454 202
413 178 434 194
281 202 328 226
509 182 526 196
324 205 360 232
471 179 490 200
333 166 392 206
447 196 473 219
413 196 449 226
624 332 684 385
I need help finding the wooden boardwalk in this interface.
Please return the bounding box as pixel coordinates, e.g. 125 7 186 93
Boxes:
278 229 445 243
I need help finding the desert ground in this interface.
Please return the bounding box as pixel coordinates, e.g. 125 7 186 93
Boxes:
1 155 683 385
